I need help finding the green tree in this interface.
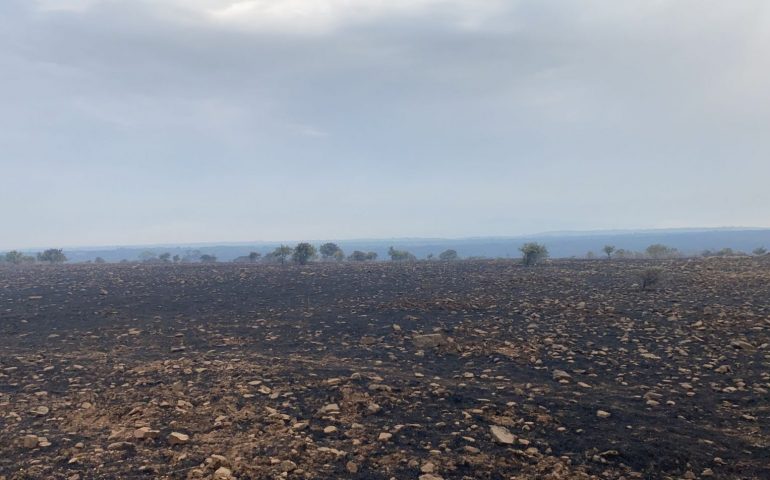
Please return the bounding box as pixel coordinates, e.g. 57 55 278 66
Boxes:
365 252 378 261
646 244 678 259
319 242 343 261
388 246 416 262
158 252 172 263
348 250 367 261
37 249 67 264
292 243 317 265
94 257 106 264
753 247 767 256
520 243 548 266
272 245 293 265
199 254 217 263
4 250 25 264
248 251 261 262
172 254 180 263
139 251 157 262
602 245 616 259
438 249 459 261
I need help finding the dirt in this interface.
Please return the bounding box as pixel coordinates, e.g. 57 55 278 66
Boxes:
1 258 769 479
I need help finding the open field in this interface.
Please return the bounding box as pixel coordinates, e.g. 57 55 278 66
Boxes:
1 259 770 479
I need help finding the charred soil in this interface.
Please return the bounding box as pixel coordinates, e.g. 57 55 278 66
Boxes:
1 258 769 479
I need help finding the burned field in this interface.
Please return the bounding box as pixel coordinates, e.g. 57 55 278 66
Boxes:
1 259 770 479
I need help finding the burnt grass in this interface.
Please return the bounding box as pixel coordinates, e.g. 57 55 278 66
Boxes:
1 258 769 479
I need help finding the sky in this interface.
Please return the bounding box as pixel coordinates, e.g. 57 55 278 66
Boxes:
2 0 770 249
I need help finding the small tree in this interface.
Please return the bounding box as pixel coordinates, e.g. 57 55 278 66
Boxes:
603 245 616 259
365 251 378 261
438 249 459 261
348 250 367 262
4 250 25 265
172 254 180 263
200 254 217 263
139 251 157 263
646 244 678 259
586 251 596 259
292 243 316 265
319 243 343 261
388 246 416 262
158 252 171 263
37 249 67 264
520 243 548 266
272 245 293 265
753 247 767 256
248 251 261 262
94 257 106 264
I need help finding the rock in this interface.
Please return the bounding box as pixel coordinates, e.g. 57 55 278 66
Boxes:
30 406 49 416
412 334 447 349
421 462 436 473
213 466 233 479
168 432 189 445
319 403 340 414
552 369 572 381
346 461 359 473
419 475 444 480
323 426 338 434
378 432 393 442
133 427 159 440
730 339 754 350
596 410 611 419
21 435 39 449
107 441 135 452
490 425 515 444
280 460 297 472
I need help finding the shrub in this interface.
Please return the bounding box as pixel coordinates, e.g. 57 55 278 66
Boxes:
292 243 317 265
645 244 679 259
438 249 459 261
37 249 67 264
388 246 416 262
319 243 344 261
638 267 664 290
520 243 548 266
4 250 25 264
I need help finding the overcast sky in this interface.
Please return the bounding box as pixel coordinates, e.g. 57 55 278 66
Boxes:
2 0 770 249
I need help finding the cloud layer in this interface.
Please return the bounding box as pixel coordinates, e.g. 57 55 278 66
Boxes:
2 0 770 248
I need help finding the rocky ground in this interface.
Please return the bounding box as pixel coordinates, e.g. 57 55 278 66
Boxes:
1 258 769 479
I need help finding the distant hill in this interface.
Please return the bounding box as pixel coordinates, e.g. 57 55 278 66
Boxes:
33 228 770 263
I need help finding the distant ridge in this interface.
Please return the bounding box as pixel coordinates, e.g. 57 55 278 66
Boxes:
9 227 768 263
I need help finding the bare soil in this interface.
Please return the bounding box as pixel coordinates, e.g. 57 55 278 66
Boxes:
1 258 769 479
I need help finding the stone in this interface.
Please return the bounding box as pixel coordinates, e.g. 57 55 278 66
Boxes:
319 403 340 414
378 432 393 442
596 410 611 419
490 425 515 444
21 435 39 449
168 432 189 445
412 334 447 349
421 462 436 473
133 427 159 440
213 467 233 479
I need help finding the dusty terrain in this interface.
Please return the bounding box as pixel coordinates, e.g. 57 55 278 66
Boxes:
1 259 769 479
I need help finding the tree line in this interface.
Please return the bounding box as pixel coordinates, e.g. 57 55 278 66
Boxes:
2 242 767 266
